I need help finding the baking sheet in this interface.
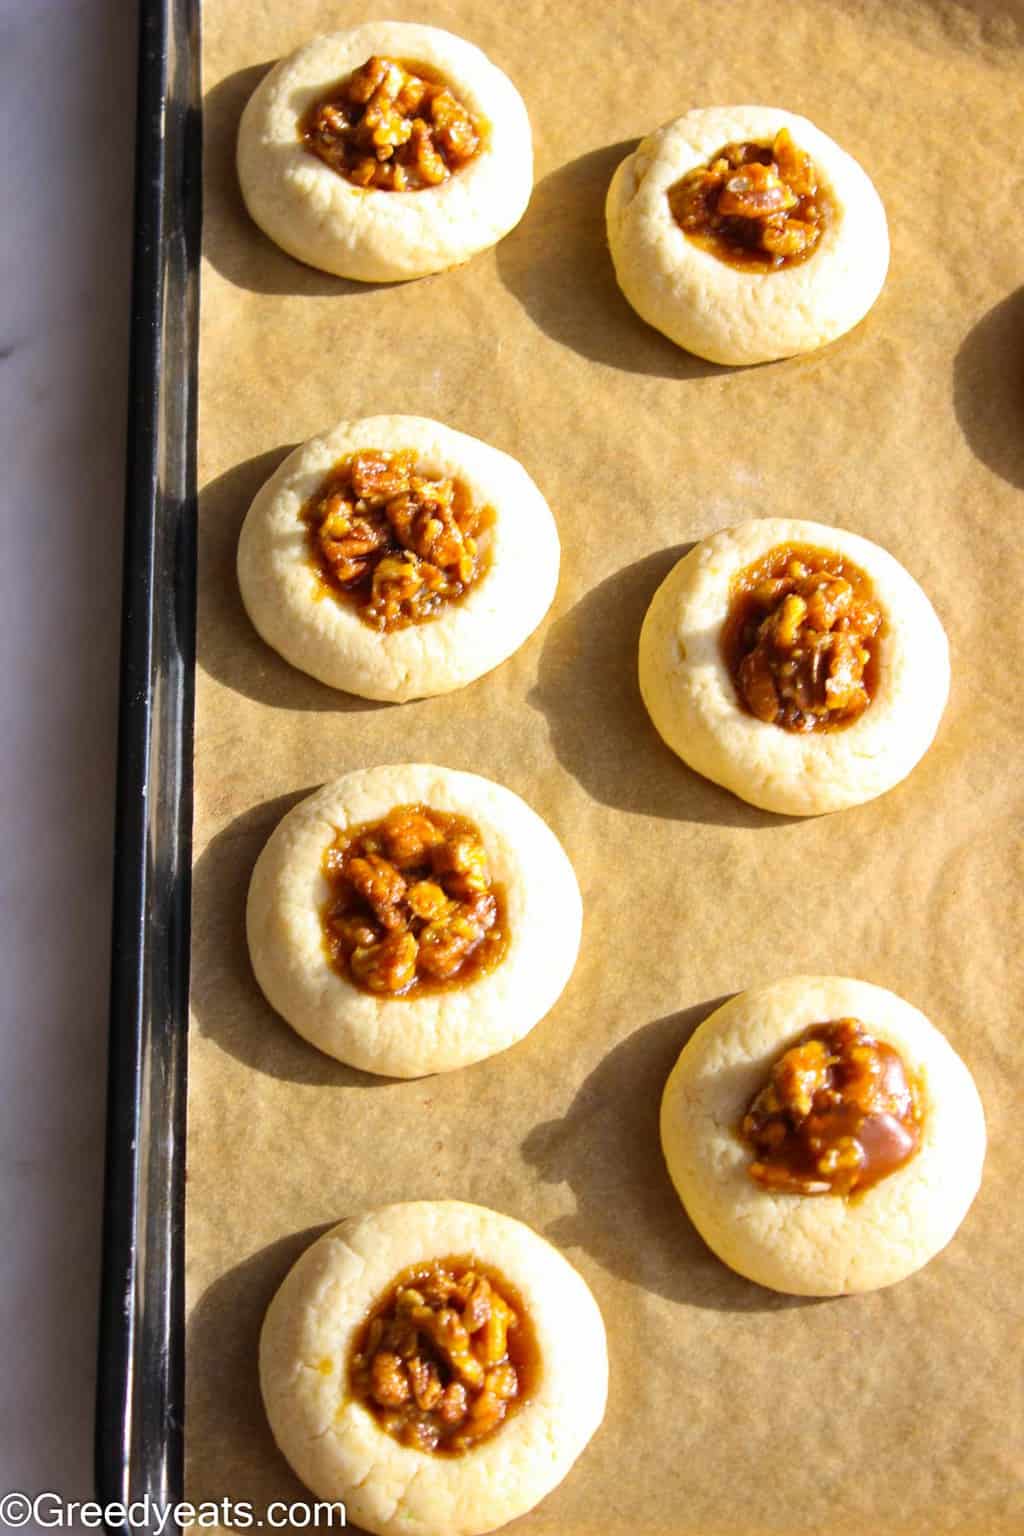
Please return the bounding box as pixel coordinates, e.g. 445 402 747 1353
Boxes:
188 1 1024 1530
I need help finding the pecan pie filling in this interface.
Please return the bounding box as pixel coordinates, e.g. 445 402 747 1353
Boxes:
721 543 884 733
320 804 508 997
300 55 483 191
740 1019 923 1197
349 1255 539 1454
301 449 494 633
668 129 832 272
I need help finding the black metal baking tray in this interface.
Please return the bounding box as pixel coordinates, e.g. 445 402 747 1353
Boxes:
96 0 201 1519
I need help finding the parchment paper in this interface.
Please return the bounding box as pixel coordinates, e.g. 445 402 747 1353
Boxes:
188 2 1024 1530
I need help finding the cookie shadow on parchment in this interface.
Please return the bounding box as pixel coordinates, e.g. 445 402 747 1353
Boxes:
190 793 393 1089
953 284 1024 492
522 1000 824 1315
202 62 392 301
528 547 800 830
185 1224 370 1534
196 446 391 714
495 140 737 381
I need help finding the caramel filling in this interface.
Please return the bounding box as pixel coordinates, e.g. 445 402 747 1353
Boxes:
320 805 509 997
349 1256 539 1454
300 55 482 191
740 1019 923 1197
720 543 884 733
301 449 493 633
668 129 832 272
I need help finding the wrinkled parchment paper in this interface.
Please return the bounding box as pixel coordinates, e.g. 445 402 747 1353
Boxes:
188 2 1024 1530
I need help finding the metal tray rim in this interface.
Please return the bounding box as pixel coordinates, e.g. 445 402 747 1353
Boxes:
96 0 201 1520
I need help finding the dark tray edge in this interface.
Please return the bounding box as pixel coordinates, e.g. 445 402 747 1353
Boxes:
96 0 201 1522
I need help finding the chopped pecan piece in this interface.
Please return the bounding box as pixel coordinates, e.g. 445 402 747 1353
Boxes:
761 217 815 257
804 575 853 631
371 1351 411 1408
408 1355 444 1411
484 1362 519 1400
437 1381 469 1425
462 1276 493 1333
736 648 780 725
350 449 415 501
418 893 497 981
740 1019 922 1197
430 88 478 159
477 1289 515 1367
317 508 391 586
349 1256 536 1456
371 553 423 608
300 449 492 633
300 56 481 192
350 931 418 994
320 806 507 998
408 117 450 185
772 126 815 195
431 831 490 898
718 161 798 218
421 1268 457 1307
460 1386 506 1440
381 806 445 869
401 1416 441 1452
385 485 468 569
326 912 381 952
723 543 883 732
762 1036 832 1121
415 1306 485 1389
769 592 808 649
668 129 830 271
346 55 391 105
346 854 407 930
406 880 450 922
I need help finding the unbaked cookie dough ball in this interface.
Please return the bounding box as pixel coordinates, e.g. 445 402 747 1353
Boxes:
638 518 949 816
260 1201 608 1536
237 23 533 281
246 765 582 1077
238 415 559 703
606 106 889 364
661 978 985 1296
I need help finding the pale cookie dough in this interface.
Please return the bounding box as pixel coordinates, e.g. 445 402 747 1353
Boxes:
237 23 533 281
237 415 559 702
606 106 889 365
246 765 582 1077
260 1201 608 1536
638 517 950 816
661 977 986 1296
